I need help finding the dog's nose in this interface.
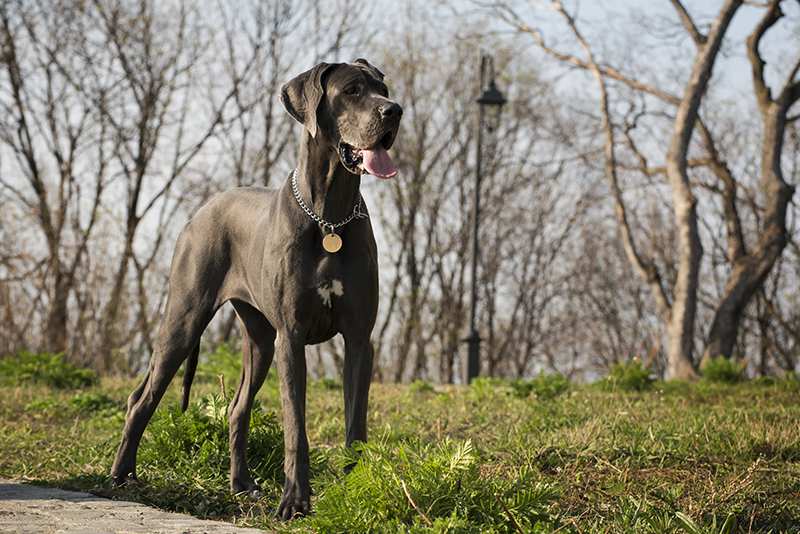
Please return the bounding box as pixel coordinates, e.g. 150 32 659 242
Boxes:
380 102 403 119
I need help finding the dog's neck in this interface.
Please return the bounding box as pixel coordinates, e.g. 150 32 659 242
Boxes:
295 131 361 225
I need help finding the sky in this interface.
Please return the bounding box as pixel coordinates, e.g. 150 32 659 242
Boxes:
371 0 799 99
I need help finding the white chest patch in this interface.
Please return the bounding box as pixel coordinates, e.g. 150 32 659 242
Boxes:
317 279 344 308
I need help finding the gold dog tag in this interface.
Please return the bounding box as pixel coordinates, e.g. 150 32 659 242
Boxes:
322 232 342 253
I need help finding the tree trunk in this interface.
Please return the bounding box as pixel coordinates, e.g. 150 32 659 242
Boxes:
663 0 742 379
702 20 797 364
663 185 702 380
99 236 134 372
45 270 69 354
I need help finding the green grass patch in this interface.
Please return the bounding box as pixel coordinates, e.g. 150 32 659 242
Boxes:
600 359 654 392
140 393 284 487
510 373 570 400
309 437 557 532
701 357 747 384
0 351 97 389
408 379 435 394
69 391 122 414
1 363 798 532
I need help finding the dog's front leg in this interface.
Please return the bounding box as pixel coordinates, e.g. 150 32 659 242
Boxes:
275 332 311 520
343 336 374 448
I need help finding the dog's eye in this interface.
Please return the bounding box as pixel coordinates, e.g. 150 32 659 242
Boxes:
344 85 361 96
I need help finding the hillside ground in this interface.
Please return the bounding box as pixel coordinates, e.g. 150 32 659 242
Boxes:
0 350 798 533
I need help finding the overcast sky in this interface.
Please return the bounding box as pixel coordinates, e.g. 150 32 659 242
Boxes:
369 0 799 99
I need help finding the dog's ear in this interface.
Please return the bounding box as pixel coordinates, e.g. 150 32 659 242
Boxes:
281 62 337 138
353 58 384 81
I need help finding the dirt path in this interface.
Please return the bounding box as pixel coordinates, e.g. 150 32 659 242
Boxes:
0 480 266 534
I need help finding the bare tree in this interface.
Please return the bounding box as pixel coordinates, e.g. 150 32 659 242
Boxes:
368 10 596 382
0 1 110 355
489 0 761 378
701 0 799 363
87 0 247 370
371 29 476 382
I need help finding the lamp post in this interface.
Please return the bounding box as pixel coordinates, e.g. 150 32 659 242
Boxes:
466 53 506 384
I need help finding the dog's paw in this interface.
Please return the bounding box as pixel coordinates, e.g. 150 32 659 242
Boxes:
277 479 311 520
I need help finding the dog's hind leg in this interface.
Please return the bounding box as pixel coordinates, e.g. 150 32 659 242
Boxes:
110 196 239 486
111 295 217 485
228 300 275 495
125 366 150 414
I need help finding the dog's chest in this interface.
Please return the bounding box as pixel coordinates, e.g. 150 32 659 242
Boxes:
312 252 349 305
300 255 347 342
266 230 376 342
315 278 345 309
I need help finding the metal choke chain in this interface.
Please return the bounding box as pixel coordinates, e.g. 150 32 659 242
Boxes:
291 168 368 232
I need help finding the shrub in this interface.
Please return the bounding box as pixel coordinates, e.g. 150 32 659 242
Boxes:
138 393 284 488
511 373 570 400
307 437 558 533
776 372 800 391
69 392 121 414
468 377 509 399
701 356 746 384
409 379 434 394
509 380 532 398
0 351 97 389
24 397 61 415
601 359 653 392
752 372 799 392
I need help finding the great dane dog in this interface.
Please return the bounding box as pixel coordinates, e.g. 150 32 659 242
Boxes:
110 59 402 520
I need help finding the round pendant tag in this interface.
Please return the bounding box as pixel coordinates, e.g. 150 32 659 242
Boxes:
322 232 342 253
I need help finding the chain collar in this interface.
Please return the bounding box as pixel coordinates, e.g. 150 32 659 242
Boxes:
290 168 368 232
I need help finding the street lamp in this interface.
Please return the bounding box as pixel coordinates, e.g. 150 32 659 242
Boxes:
465 53 506 384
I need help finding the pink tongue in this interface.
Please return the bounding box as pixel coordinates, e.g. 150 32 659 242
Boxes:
361 147 398 178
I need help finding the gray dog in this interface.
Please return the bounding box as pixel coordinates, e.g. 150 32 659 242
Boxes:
110 59 402 520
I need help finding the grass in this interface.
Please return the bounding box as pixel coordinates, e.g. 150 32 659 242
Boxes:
701 357 748 384
0 351 97 389
599 359 654 392
0 354 798 532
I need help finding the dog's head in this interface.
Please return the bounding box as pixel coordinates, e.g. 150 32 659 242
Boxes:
281 59 402 179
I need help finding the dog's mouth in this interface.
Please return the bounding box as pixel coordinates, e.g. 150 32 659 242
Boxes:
339 130 398 179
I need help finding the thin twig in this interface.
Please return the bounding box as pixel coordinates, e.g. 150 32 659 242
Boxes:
399 479 432 526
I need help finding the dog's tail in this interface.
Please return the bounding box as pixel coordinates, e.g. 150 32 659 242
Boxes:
181 344 200 412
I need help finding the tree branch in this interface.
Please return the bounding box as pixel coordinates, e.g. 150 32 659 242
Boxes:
695 122 747 262
746 0 782 113
668 0 707 46
552 0 672 319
